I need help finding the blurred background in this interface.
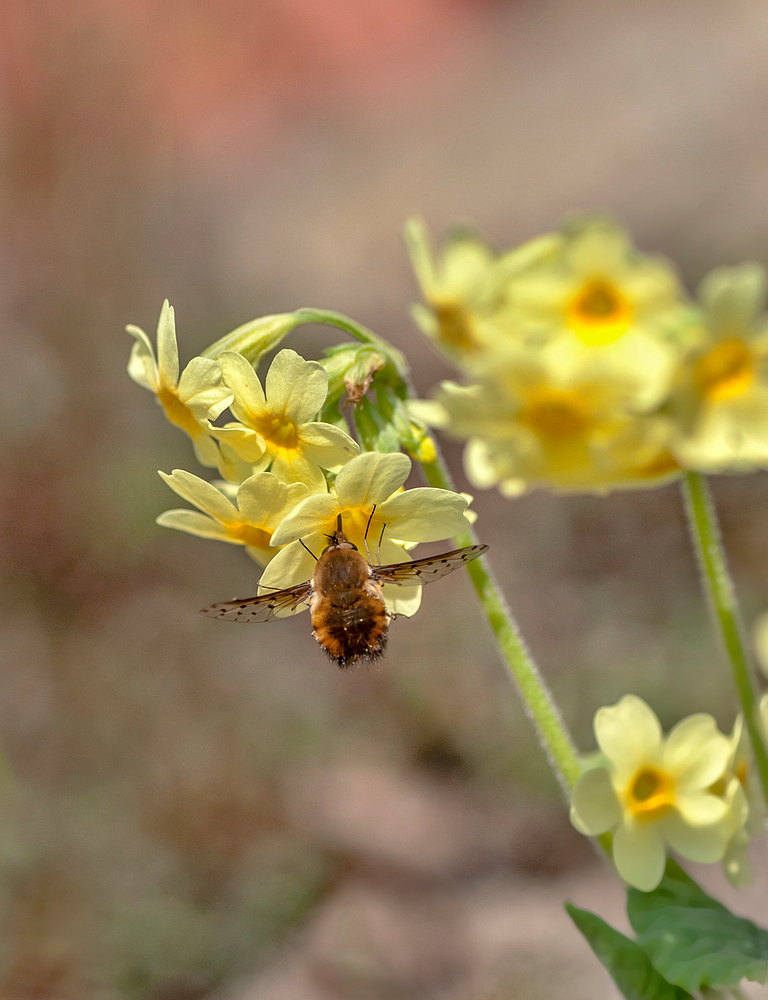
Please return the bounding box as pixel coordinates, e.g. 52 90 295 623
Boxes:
2 0 768 997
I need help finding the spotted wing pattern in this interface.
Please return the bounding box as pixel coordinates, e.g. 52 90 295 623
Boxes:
372 544 487 587
199 582 312 623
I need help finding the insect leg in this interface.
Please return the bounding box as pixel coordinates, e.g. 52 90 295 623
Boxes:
363 504 377 562
299 538 318 561
376 520 386 564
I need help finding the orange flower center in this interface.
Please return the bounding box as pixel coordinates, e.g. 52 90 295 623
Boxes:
229 523 273 551
157 387 206 440
518 388 593 440
695 338 754 402
566 279 633 346
251 415 300 453
627 765 675 820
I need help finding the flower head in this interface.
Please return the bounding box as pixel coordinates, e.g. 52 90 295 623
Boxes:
671 263 768 472
212 349 359 489
570 695 736 891
127 300 234 467
157 469 311 566
506 217 694 409
405 217 561 360
421 349 679 496
710 715 761 887
262 450 472 617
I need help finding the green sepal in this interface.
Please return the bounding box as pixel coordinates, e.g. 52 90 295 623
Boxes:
627 859 768 992
565 903 694 1000
201 313 300 363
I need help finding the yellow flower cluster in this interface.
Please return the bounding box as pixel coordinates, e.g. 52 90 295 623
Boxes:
127 303 473 615
408 216 768 494
570 695 761 891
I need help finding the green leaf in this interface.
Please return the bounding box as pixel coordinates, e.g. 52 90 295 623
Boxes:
565 903 693 1000
627 858 768 992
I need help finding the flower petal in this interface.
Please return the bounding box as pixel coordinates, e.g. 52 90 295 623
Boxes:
177 357 234 421
126 325 159 392
156 509 234 542
674 790 730 827
236 473 310 529
300 422 360 471
265 349 328 423
270 450 328 493
660 810 730 863
258 538 319 615
376 488 469 542
156 300 179 388
594 695 662 776
699 262 767 334
158 469 237 523
382 581 422 618
613 820 666 891
570 767 622 836
219 351 267 423
662 714 730 788
334 452 411 509
270 494 341 546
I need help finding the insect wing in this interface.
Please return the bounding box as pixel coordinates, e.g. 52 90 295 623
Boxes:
373 544 487 587
199 583 312 623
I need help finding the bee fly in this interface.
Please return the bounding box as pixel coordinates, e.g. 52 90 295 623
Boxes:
199 514 487 668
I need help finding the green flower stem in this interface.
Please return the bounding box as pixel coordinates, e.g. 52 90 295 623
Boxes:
421 447 582 793
291 308 409 379
681 471 768 806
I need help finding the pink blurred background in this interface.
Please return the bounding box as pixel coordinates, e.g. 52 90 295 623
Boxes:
2 1 768 997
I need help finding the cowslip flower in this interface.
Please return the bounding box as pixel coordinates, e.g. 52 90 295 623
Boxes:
710 715 761 887
417 350 679 496
671 263 768 472
156 469 311 566
127 300 234 467
262 450 472 617
212 349 359 489
570 695 735 891
405 217 561 359
507 217 694 409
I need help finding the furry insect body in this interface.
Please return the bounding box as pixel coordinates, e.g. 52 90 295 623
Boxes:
199 529 488 668
310 536 389 667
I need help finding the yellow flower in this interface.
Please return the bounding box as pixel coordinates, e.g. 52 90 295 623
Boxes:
405 217 561 359
212 349 360 489
671 263 768 472
156 469 311 566
263 450 473 618
508 217 694 409
419 349 679 496
710 715 761 887
570 695 735 891
127 301 234 467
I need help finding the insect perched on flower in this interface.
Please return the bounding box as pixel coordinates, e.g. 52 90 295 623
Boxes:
199 515 487 667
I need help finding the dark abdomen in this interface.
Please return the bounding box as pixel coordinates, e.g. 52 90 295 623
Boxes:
312 595 388 668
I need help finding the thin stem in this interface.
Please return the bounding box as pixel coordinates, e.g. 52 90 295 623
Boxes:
292 309 409 378
681 471 768 806
421 446 582 793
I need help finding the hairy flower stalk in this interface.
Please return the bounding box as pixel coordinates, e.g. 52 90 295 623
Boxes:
681 471 768 808
420 443 582 792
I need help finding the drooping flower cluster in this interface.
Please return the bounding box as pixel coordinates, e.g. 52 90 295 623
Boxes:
127 302 473 614
569 695 758 891
408 216 768 494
